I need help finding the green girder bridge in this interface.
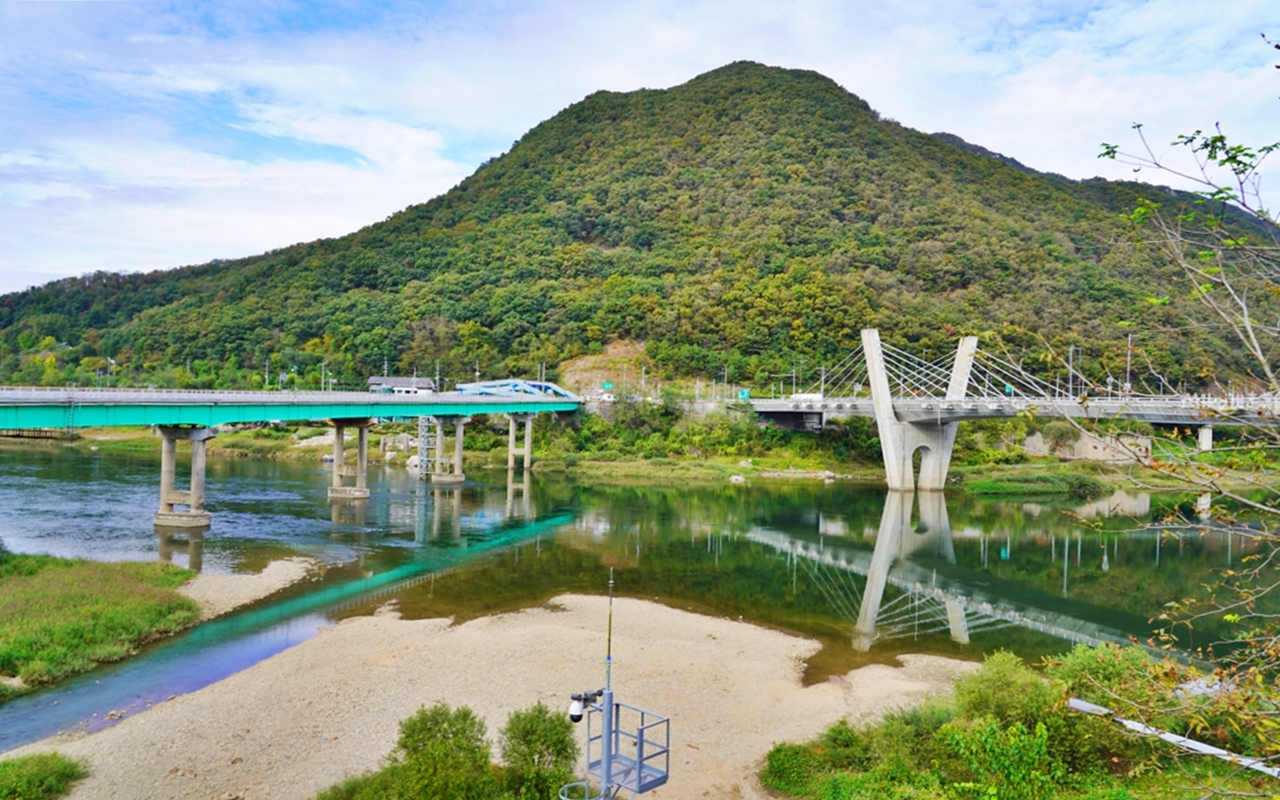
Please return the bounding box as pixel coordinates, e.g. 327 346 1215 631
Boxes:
0 384 581 528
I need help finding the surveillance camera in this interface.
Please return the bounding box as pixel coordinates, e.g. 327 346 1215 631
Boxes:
568 699 584 723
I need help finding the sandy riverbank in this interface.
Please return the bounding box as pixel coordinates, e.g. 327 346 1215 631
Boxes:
10 595 974 800
178 558 318 621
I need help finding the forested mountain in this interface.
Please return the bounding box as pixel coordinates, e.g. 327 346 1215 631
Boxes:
0 62 1255 391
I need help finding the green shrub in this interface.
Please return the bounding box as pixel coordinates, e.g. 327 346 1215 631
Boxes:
561 453 581 467
1046 643 1153 705
760 743 821 795
384 703 496 800
819 720 873 771
954 651 1056 730
498 701 578 799
0 753 88 800
1043 421 1081 450
943 719 1059 800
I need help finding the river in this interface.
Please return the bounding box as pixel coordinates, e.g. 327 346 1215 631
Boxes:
0 445 1260 752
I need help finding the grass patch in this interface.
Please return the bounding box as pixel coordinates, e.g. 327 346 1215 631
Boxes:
963 471 1106 498
0 753 88 800
0 550 198 699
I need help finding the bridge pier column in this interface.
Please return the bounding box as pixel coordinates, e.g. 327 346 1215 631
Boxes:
1198 424 1214 452
507 414 534 471
862 329 977 491
154 426 217 528
429 416 467 484
329 419 372 499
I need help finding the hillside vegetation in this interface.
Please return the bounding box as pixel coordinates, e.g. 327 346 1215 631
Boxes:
0 62 1253 391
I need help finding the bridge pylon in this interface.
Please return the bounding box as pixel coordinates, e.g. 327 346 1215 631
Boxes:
862 330 977 492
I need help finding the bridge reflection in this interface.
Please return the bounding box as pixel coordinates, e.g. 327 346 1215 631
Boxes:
747 490 1251 656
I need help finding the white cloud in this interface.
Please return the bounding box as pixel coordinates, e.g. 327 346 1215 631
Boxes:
1 0 1279 294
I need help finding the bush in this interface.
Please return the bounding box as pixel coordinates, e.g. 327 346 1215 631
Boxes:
383 703 496 800
1043 421 1081 450
819 720 873 771
0 753 87 800
943 719 1059 800
954 651 1057 730
760 743 822 795
498 701 578 799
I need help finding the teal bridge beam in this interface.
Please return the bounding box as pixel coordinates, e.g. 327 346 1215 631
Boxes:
0 387 580 528
0 388 579 429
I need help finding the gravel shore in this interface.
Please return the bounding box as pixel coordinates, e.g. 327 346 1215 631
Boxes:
11 595 974 800
178 558 318 621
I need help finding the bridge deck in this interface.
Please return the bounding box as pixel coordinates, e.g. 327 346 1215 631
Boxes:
0 388 580 429
751 395 1275 426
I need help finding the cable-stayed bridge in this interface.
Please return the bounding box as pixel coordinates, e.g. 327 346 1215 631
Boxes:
752 329 1278 490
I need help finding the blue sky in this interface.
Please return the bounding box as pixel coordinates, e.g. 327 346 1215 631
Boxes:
1 0 1277 294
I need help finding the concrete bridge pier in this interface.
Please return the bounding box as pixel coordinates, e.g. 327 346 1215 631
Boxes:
1198 424 1214 452
429 416 468 484
329 419 371 499
507 413 535 470
862 329 977 491
154 426 217 528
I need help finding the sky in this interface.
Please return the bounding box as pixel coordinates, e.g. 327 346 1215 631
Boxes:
1 0 1277 296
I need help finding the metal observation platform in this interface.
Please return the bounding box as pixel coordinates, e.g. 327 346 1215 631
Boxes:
0 381 581 528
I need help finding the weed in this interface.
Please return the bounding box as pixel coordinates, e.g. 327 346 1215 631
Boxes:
0 753 88 800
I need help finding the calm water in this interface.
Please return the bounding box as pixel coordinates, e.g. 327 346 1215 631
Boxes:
0 444 1262 750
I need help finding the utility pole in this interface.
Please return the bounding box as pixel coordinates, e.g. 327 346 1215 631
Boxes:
1068 346 1075 398
475 361 480 382
1125 333 1132 395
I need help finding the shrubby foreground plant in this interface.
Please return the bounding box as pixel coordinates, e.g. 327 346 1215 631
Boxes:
314 700 578 800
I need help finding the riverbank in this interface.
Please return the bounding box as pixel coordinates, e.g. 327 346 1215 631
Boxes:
178 558 318 621
0 555 198 703
0 552 319 705
8 595 976 800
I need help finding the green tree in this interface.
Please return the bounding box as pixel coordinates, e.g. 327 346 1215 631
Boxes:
384 703 496 799
498 701 579 798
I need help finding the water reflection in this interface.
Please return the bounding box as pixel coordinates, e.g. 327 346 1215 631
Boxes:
738 487 1267 659
157 529 204 573
0 443 1268 676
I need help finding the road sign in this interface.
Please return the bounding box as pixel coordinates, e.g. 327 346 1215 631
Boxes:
602 382 614 390
737 389 751 400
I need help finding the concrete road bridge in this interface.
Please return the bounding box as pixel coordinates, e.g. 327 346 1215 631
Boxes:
752 329 1279 491
0 380 580 527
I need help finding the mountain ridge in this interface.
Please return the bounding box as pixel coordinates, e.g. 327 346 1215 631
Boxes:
0 61 1253 391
